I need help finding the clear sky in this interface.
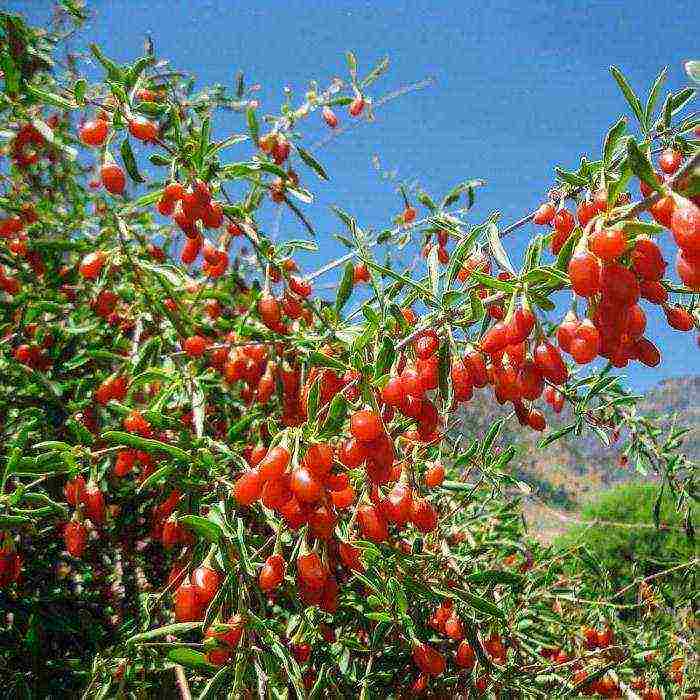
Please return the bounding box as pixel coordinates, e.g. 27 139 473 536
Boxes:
8 0 700 390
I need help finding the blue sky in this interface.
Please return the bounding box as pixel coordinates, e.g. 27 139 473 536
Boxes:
9 0 699 390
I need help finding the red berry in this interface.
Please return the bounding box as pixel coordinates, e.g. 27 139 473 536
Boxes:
322 106 339 128
128 118 158 142
79 118 108 146
101 162 126 195
349 95 365 117
79 251 106 280
568 251 601 297
233 469 263 506
191 565 222 605
671 202 700 257
659 148 682 174
350 410 384 443
183 335 207 357
533 202 555 225
64 521 88 558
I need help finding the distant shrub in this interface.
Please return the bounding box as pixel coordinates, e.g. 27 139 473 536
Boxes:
555 483 696 600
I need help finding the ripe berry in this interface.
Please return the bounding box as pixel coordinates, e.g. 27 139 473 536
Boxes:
670 201 700 256
64 476 86 506
664 304 694 331
64 521 88 558
353 262 370 284
349 95 365 117
600 263 640 307
631 238 666 280
322 106 338 128
83 483 105 524
553 208 575 236
79 118 109 146
290 467 323 503
289 275 312 298
175 579 203 622
444 615 463 640
79 251 106 280
676 249 700 290
412 642 445 676
402 206 417 224
233 469 262 506
650 195 675 227
425 463 445 488
534 341 568 385
258 446 290 482
589 227 626 262
128 118 158 142
191 565 222 605
101 162 126 195
183 335 207 357
455 641 476 670
303 443 334 476
659 148 682 174
358 504 389 542
258 294 281 326
533 202 555 225
350 410 384 443
568 251 601 297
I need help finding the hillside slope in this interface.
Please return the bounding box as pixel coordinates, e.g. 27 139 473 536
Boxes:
456 374 699 538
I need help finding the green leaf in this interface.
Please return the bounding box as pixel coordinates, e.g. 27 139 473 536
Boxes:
1 50 20 95
318 394 348 440
335 260 355 314
136 101 167 118
27 84 76 110
180 515 223 543
296 145 328 180
89 43 124 82
469 270 515 292
609 65 644 126
365 260 437 305
74 78 87 105
555 167 588 188
167 648 212 669
538 424 575 448
486 222 515 275
128 622 203 646
308 351 346 373
101 431 191 462
555 228 580 271
644 66 667 127
417 191 437 211
441 179 485 209
120 138 145 183
360 55 389 89
375 336 396 378
246 107 259 145
346 51 358 81
602 116 627 167
197 116 210 169
626 140 663 194
445 225 482 289
434 588 505 620
137 463 177 492
438 340 452 405
465 570 523 586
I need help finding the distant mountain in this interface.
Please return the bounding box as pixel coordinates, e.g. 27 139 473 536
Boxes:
455 375 699 533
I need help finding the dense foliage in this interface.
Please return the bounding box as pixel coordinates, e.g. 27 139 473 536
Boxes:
556 482 698 602
0 5 698 698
